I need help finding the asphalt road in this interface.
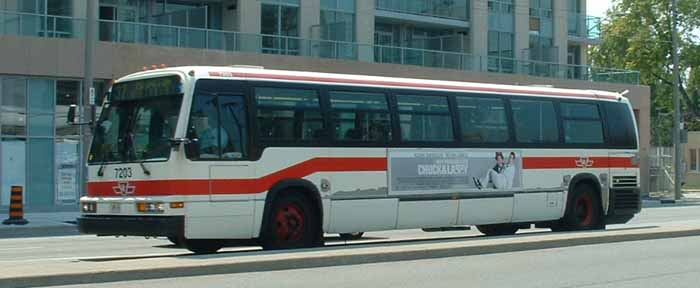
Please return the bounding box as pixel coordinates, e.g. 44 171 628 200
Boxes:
1 205 699 264
51 235 700 288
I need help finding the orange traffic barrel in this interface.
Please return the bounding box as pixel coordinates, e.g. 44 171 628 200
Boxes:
3 186 28 225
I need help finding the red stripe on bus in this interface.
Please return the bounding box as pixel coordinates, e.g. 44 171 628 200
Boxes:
522 157 637 169
87 156 636 197
87 157 387 197
224 72 619 100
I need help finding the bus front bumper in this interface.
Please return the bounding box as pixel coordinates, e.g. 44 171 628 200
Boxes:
605 188 642 224
77 215 183 237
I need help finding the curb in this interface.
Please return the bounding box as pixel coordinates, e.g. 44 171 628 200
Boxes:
3 226 700 288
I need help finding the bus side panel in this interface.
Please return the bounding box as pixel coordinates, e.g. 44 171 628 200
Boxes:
327 148 390 233
184 197 255 239
458 198 513 225
328 199 398 233
396 200 458 229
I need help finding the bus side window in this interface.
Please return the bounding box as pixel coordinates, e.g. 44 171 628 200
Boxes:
255 87 324 143
329 91 391 143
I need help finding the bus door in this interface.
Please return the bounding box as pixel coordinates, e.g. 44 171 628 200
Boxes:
190 92 255 239
188 89 252 200
205 93 252 201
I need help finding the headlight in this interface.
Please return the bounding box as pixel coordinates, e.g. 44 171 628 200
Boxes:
81 202 97 213
136 202 165 213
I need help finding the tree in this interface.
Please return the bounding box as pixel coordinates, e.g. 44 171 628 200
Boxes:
589 0 700 146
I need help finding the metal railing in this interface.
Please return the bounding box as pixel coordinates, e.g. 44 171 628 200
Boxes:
0 10 85 39
0 11 640 85
568 13 602 40
375 0 469 21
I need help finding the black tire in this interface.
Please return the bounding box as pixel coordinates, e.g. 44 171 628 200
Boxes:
167 236 184 247
183 239 225 254
339 232 364 240
261 191 321 250
559 183 603 231
476 224 519 236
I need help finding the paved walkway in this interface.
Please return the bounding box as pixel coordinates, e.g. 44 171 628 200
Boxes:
0 211 78 238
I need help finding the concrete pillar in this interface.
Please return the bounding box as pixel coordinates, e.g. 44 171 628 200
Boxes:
356 0 375 62
300 0 320 56
222 0 239 31
237 0 261 52
579 0 588 66
72 0 88 18
238 0 261 34
514 0 530 61
553 0 568 77
470 0 488 71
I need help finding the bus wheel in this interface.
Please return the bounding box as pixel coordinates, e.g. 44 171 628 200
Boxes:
183 239 225 254
167 235 185 247
476 224 519 236
262 192 318 250
561 183 603 231
339 232 364 240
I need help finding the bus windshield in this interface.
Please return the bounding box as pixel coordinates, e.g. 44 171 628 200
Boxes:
88 76 183 164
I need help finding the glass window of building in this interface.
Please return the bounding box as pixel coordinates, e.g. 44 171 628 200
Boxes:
1 78 27 136
320 0 355 42
261 0 300 55
55 80 81 137
528 0 554 62
320 0 356 59
488 1 514 72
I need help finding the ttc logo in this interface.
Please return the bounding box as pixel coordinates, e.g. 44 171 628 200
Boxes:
575 157 594 168
113 181 136 196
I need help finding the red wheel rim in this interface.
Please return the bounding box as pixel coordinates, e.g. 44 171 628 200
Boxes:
275 203 305 241
575 193 593 226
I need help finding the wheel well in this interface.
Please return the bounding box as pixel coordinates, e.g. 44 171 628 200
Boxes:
260 179 324 238
568 175 603 209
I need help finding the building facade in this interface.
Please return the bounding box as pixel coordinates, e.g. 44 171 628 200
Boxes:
0 0 650 211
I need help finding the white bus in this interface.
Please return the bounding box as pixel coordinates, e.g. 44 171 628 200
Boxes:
78 66 641 254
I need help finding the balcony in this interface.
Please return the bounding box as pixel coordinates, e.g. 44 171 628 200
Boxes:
375 0 470 21
0 10 85 39
0 11 639 85
568 13 602 42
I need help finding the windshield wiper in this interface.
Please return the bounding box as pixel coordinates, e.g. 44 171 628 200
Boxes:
124 106 152 176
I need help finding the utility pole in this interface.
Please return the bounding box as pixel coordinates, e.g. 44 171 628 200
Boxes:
82 0 96 197
672 0 682 200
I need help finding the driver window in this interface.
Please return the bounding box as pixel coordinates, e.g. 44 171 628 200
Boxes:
187 93 248 161
187 94 220 160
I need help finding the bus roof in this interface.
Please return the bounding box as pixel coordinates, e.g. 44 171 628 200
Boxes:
117 66 626 102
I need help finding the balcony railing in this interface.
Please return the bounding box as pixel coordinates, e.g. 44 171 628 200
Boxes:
0 11 639 85
568 13 602 41
0 10 85 39
375 0 470 21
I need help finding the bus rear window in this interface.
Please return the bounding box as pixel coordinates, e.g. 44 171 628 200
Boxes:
604 102 638 149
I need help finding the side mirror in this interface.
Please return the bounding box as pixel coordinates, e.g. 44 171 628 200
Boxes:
67 104 77 124
184 138 199 159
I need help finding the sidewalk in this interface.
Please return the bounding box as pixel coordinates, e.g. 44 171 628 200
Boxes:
643 191 700 208
0 211 79 238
